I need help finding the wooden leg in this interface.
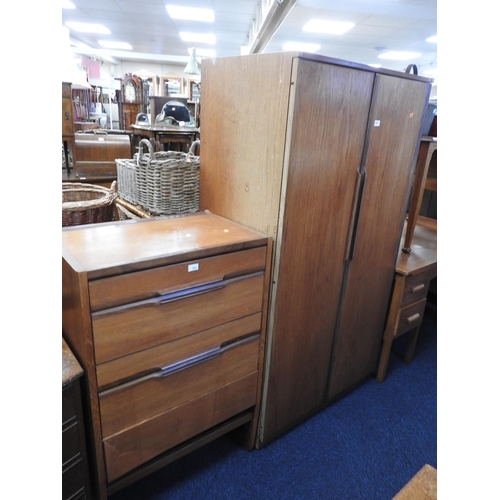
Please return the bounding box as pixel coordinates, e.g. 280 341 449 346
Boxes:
376 336 394 383
404 326 420 365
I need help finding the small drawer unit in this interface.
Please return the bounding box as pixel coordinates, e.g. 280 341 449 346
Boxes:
377 264 436 383
62 211 271 499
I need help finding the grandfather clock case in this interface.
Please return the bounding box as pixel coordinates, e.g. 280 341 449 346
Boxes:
199 52 432 447
120 73 143 131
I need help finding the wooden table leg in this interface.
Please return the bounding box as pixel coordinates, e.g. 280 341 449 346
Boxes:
404 326 421 365
376 336 394 383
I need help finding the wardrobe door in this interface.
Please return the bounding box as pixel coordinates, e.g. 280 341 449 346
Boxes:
327 73 431 399
258 59 374 445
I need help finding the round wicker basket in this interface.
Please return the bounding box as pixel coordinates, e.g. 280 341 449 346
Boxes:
62 181 117 227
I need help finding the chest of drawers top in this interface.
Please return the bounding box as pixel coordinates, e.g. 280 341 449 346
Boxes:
62 210 268 278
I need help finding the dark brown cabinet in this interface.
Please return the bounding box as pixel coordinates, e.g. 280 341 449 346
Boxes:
199 52 432 447
62 339 91 500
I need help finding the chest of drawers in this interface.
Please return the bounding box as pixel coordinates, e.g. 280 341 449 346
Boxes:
62 338 91 500
62 211 271 499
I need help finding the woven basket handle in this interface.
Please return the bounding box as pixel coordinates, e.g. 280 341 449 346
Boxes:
137 139 155 166
188 139 200 157
405 64 418 75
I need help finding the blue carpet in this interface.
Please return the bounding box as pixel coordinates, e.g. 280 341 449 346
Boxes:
110 304 437 500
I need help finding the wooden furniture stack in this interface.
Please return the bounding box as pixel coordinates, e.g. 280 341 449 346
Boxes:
200 52 432 447
62 82 76 173
62 211 272 499
62 338 91 499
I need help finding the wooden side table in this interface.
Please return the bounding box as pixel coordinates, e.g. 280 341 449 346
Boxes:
376 217 437 382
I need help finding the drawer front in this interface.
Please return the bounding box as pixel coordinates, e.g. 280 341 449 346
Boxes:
62 384 77 425
62 420 81 466
103 372 258 482
99 334 259 438
395 298 427 336
96 312 262 390
62 456 86 500
92 272 264 364
89 246 267 311
401 269 433 307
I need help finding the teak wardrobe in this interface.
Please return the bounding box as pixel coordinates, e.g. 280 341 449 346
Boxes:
200 52 431 447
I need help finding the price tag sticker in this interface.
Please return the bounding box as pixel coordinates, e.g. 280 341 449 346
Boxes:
188 263 199 272
374 120 381 127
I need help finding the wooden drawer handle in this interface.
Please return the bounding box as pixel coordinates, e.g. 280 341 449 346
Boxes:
99 332 260 397
411 283 425 293
406 313 421 324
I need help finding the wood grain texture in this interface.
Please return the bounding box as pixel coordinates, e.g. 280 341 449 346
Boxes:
262 59 374 441
99 337 259 437
327 73 430 399
62 213 271 497
89 246 266 310
199 53 293 237
62 210 268 279
92 273 264 364
103 373 258 482
96 313 262 389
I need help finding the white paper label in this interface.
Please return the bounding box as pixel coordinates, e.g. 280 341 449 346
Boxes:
188 263 199 272
374 120 381 127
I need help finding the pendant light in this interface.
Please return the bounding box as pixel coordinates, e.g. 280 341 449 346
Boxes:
184 47 200 75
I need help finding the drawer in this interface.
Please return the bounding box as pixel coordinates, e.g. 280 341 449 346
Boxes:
395 298 427 337
103 372 258 482
92 272 264 364
99 332 259 438
401 269 433 307
62 420 81 466
96 312 262 390
62 384 77 425
89 246 267 311
62 456 86 500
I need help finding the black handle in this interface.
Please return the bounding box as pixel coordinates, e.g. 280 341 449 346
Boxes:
405 64 418 75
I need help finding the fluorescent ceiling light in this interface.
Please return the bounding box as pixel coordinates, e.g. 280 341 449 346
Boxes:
378 51 421 61
283 42 320 53
62 0 75 8
65 22 111 34
426 35 437 43
98 40 133 50
179 32 216 44
195 48 216 58
166 5 214 22
303 19 354 35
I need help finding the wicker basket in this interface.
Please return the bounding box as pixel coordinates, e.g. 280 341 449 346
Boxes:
135 139 200 216
116 157 138 204
62 181 118 227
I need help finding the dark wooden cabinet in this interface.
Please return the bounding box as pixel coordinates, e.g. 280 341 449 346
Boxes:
199 52 432 447
62 339 91 500
62 212 272 499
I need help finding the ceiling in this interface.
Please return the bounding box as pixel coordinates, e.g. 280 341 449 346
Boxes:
63 0 437 78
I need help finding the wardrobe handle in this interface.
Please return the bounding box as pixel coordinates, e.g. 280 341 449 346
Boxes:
346 166 366 261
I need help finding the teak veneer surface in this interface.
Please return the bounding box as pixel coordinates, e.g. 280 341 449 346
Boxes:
62 210 268 278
